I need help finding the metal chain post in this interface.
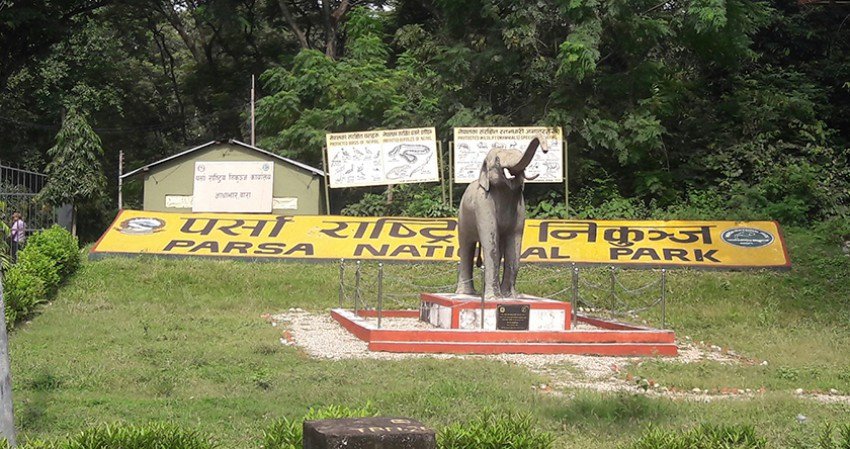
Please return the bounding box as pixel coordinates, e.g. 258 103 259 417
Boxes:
661 268 667 328
354 260 361 314
609 266 617 310
480 267 486 329
377 263 384 329
338 259 345 308
571 264 579 329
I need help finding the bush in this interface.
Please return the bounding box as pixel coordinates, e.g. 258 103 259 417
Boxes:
1 423 217 449
16 249 61 294
625 424 765 449
2 266 47 328
23 225 80 279
262 404 377 449
438 412 554 449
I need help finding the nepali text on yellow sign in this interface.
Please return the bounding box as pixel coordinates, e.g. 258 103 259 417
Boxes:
91 210 790 269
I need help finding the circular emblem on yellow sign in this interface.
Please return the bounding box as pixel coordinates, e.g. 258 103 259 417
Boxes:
721 228 774 248
117 217 166 235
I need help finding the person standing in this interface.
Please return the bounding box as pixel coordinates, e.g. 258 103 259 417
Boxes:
10 212 25 263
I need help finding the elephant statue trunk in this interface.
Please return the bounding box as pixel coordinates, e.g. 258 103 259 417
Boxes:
507 138 546 176
455 136 549 300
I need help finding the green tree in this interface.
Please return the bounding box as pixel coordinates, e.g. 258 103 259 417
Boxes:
38 107 107 235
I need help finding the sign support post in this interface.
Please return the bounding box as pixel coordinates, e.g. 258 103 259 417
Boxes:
118 150 124 209
448 141 454 207
563 140 569 218
437 141 446 205
321 147 331 215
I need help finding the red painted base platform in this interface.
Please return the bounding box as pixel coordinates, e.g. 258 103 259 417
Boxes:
331 308 677 356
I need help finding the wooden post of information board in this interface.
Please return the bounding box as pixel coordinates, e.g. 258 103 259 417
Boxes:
322 147 331 215
437 141 446 205
448 141 454 207
563 139 569 218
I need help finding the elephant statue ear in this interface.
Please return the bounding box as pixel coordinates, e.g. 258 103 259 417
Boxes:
478 159 490 191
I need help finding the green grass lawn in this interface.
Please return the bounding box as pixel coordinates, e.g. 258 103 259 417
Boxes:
8 227 850 448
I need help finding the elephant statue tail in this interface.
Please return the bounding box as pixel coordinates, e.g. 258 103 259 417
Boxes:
475 243 483 268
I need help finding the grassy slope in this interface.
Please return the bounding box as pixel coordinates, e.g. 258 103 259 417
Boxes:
8 228 850 448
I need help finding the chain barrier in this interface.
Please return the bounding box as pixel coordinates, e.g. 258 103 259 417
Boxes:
333 260 670 329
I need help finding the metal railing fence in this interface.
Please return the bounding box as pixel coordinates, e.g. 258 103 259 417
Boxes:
335 260 670 329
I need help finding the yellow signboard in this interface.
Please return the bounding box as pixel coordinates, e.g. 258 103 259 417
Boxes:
91 210 791 269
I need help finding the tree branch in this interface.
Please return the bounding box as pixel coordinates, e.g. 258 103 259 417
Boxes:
278 0 311 50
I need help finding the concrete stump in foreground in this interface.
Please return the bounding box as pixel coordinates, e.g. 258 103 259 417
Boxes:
303 417 436 449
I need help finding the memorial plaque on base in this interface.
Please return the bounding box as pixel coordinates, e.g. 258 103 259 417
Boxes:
496 304 530 330
303 417 436 449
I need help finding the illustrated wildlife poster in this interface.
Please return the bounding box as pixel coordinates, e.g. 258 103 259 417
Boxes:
453 127 564 183
325 127 439 188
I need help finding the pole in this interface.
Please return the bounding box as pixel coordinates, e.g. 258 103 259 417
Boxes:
448 141 454 207
571 265 579 329
563 139 569 218
338 259 345 308
661 268 667 329
321 147 331 214
117 150 124 210
479 267 485 329
250 74 256 146
377 263 384 329
0 272 16 447
609 266 617 310
437 141 446 205
354 261 361 314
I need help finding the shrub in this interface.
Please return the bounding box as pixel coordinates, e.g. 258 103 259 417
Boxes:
24 225 80 279
16 249 61 294
0 423 217 449
625 424 765 449
261 404 377 449
438 412 554 449
2 266 47 327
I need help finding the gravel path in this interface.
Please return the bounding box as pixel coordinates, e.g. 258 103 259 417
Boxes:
267 310 850 404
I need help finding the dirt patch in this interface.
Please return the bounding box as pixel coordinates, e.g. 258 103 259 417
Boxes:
266 310 850 404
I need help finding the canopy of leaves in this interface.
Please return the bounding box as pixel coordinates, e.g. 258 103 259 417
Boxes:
38 107 106 206
1 0 848 228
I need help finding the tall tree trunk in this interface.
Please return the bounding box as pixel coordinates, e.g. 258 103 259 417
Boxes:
324 0 351 59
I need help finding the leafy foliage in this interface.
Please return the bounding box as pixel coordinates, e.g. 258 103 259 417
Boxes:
37 107 106 208
625 424 765 449
0 423 217 449
1 0 850 228
2 225 80 326
24 225 81 279
3 267 47 328
16 249 61 295
438 412 554 449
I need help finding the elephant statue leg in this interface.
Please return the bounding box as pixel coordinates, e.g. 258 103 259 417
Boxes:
500 231 522 298
478 224 502 300
455 241 477 295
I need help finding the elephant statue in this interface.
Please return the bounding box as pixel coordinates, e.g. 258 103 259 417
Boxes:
455 137 548 299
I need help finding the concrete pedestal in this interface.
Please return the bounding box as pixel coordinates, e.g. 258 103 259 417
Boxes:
420 293 571 331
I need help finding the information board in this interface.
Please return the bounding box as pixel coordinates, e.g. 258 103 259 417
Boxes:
92 210 791 270
453 127 564 183
192 161 273 213
326 127 439 188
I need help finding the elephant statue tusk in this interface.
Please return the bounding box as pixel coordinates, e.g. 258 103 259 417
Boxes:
503 168 516 179
523 172 539 181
